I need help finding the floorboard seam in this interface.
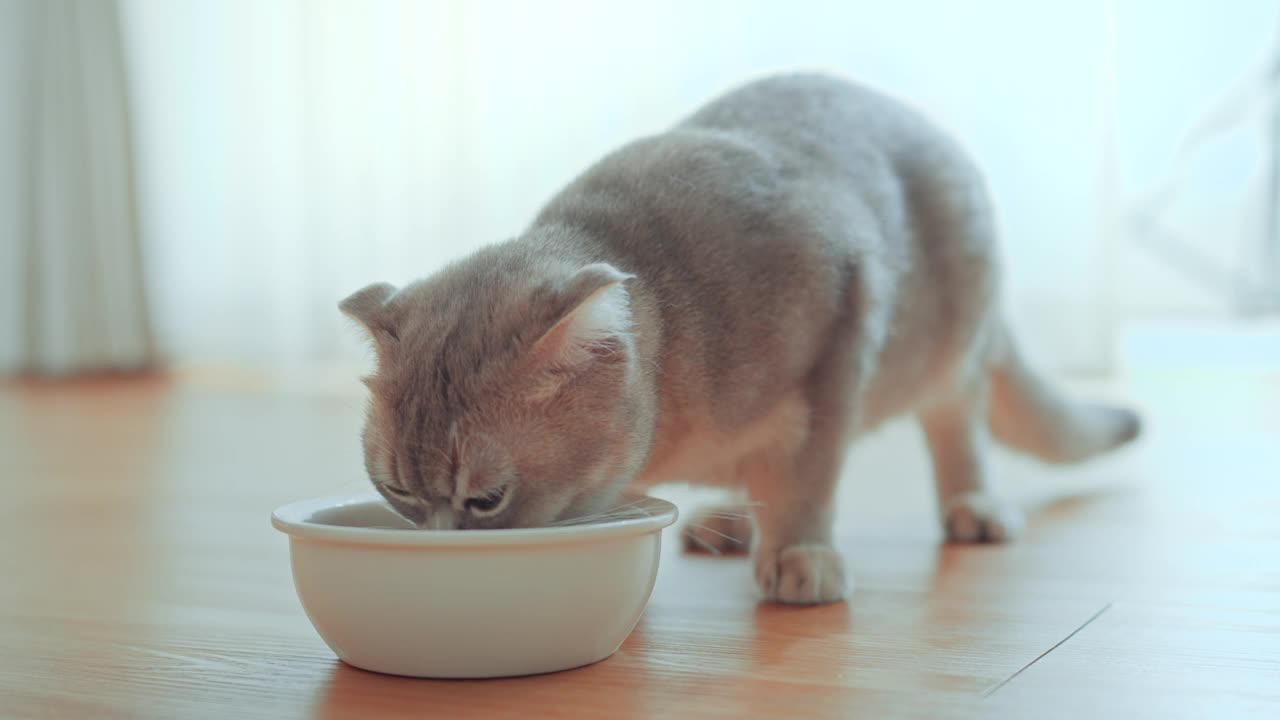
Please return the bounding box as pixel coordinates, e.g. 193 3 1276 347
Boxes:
981 602 1113 699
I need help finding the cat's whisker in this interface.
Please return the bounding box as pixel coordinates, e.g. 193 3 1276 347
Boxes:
604 499 650 511
580 499 649 517
550 510 647 527
549 513 603 527
549 501 653 527
685 522 745 545
684 530 722 556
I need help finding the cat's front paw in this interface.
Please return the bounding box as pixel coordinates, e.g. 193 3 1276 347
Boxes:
754 544 849 605
943 492 1024 543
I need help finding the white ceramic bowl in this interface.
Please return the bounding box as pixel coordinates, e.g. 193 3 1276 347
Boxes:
271 494 678 678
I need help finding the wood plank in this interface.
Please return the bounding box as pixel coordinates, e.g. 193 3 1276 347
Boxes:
1 371 1278 718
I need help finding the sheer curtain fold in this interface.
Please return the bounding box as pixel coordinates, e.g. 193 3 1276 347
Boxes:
1 0 153 375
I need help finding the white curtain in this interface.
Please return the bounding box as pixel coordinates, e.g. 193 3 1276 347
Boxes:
116 0 1277 381
1114 7 1280 319
1 0 153 375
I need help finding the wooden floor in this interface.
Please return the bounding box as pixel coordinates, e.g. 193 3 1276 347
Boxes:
2 370 1277 719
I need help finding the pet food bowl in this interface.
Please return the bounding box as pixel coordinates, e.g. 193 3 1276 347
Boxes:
271 493 677 678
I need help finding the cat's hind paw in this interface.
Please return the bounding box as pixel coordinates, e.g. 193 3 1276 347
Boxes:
943 492 1024 543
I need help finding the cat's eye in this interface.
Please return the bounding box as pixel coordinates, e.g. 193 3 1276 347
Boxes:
464 486 509 517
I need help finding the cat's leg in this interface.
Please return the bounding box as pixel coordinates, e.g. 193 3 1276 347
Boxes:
919 374 1024 543
745 396 850 605
681 496 755 555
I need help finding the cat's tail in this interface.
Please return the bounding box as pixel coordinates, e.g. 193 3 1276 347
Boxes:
985 326 1140 464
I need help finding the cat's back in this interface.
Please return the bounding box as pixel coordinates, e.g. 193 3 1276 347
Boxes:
679 73 957 179
536 75 929 254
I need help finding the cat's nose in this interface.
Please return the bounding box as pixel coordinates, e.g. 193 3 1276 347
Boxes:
417 507 457 530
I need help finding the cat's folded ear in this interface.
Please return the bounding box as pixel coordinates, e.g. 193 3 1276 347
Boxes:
340 282 399 346
531 263 636 370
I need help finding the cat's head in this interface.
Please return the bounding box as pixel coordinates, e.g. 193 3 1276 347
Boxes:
340 250 653 530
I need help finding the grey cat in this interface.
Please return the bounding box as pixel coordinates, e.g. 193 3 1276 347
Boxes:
340 74 1140 605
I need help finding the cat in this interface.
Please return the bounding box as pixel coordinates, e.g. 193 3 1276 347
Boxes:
340 73 1140 605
